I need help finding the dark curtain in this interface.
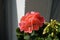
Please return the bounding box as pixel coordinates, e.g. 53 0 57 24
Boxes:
50 0 60 21
3 0 17 40
3 0 14 40
0 0 17 40
4 0 12 40
0 0 12 40
0 0 8 40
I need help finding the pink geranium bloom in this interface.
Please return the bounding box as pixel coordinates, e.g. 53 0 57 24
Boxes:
19 11 45 33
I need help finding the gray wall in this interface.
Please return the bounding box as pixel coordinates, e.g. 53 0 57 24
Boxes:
25 0 52 21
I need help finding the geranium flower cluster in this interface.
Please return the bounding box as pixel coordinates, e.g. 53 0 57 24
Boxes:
19 11 45 33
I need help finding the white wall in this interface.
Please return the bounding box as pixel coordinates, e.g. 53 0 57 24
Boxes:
16 0 25 26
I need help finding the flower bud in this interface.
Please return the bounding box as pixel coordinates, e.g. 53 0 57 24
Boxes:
51 32 54 37
56 29 58 32
43 31 46 34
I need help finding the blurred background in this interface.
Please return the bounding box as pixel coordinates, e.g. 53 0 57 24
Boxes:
0 0 60 40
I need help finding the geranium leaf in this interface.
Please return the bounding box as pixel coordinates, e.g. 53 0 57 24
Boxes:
35 37 44 40
45 36 52 40
57 25 60 32
56 22 60 32
24 35 30 40
16 28 20 33
16 28 24 39
58 27 60 32
31 31 35 36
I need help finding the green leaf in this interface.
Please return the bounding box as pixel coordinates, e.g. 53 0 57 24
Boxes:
16 28 24 39
45 36 52 40
53 36 59 40
16 28 24 35
35 37 44 40
57 25 60 32
53 38 59 40
45 34 52 40
58 27 60 32
24 35 30 40
16 28 20 33
31 31 35 36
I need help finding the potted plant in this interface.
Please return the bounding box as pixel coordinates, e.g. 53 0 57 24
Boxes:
16 11 60 40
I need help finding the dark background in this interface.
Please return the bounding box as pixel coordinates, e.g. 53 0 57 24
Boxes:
0 0 60 40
